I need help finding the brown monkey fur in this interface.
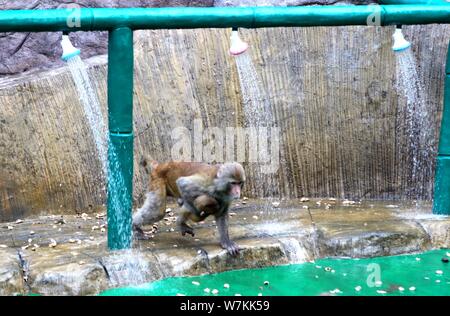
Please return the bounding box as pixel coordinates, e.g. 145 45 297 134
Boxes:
133 160 245 256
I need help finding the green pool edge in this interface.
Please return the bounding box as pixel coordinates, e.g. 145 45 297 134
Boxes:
99 249 450 296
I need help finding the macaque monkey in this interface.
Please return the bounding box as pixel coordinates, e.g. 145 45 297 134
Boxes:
133 160 246 256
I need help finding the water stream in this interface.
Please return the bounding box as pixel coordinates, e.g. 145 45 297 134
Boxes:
395 49 435 203
278 237 309 264
101 250 153 287
235 50 303 257
234 51 278 201
67 55 144 285
67 55 108 177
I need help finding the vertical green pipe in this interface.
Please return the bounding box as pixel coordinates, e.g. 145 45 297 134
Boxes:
107 27 134 249
433 41 450 215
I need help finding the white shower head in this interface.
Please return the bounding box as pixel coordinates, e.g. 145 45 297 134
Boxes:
392 28 411 52
61 34 81 61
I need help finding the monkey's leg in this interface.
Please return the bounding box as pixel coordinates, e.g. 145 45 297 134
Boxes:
176 206 198 237
216 212 240 256
132 225 148 240
132 180 167 239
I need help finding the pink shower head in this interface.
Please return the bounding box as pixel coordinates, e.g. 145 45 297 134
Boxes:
229 29 248 56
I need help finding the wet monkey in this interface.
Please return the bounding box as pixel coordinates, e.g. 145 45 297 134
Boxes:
133 160 246 256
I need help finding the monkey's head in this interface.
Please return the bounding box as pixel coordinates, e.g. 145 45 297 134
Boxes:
216 162 246 201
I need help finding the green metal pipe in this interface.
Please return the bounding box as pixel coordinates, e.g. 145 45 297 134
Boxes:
439 76 450 156
1 5 450 33
433 41 450 215
107 27 134 250
380 0 450 5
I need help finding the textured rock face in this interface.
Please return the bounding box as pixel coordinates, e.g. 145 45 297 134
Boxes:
27 260 109 296
419 220 450 248
0 249 25 296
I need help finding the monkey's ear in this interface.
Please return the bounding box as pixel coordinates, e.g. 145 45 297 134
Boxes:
150 160 159 169
217 164 226 178
140 157 158 175
140 157 148 169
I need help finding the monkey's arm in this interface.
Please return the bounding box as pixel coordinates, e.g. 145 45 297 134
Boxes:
216 211 240 256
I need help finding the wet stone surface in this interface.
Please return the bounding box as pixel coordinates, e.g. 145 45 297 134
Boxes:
0 248 25 296
0 199 449 295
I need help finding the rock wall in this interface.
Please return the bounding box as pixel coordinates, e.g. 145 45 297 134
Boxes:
0 24 449 221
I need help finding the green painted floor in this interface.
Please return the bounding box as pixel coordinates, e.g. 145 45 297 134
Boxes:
100 249 450 296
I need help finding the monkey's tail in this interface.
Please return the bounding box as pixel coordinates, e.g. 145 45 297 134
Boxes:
140 157 158 175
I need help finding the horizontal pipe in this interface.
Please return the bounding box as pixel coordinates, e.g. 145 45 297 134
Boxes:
380 0 449 4
0 5 450 32
382 5 450 25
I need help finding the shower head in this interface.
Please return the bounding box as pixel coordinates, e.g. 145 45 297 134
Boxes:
61 34 81 61
392 27 411 52
229 29 248 56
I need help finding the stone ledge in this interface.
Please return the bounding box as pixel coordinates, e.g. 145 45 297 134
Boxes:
0 199 449 295
0 248 25 296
